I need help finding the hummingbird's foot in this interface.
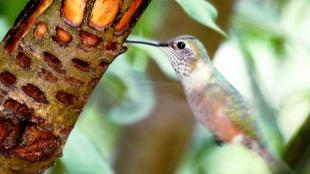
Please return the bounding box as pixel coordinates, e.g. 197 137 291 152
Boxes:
213 135 224 146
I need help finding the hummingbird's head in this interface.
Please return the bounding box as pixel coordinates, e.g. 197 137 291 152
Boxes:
125 35 211 80
161 35 211 79
126 36 210 80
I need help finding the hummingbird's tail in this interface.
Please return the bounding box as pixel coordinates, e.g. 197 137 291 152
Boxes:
239 136 295 174
256 146 295 174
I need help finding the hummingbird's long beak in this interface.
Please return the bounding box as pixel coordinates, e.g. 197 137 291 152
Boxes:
125 40 169 47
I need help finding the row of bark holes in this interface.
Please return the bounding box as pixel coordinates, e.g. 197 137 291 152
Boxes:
0 22 110 106
0 0 130 161
62 0 143 33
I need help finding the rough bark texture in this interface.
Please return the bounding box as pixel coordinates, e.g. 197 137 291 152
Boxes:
114 1 236 174
0 0 151 173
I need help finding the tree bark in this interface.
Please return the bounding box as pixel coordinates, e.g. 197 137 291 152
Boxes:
0 0 151 173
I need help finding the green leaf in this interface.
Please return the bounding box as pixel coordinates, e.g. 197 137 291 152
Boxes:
0 18 9 41
175 0 226 36
79 106 121 160
204 145 270 174
102 55 156 124
0 0 27 24
60 127 114 174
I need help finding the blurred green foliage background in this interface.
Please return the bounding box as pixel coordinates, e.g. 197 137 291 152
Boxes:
0 0 309 173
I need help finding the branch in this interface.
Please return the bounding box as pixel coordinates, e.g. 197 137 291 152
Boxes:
283 113 310 171
0 0 151 173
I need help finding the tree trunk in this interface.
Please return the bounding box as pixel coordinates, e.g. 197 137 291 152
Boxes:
0 0 151 173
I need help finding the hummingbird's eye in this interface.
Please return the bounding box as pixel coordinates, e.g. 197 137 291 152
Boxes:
177 42 186 49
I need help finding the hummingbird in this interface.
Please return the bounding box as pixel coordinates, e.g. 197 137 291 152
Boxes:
125 36 293 174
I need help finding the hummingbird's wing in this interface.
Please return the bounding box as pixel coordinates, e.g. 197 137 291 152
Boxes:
208 70 259 141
